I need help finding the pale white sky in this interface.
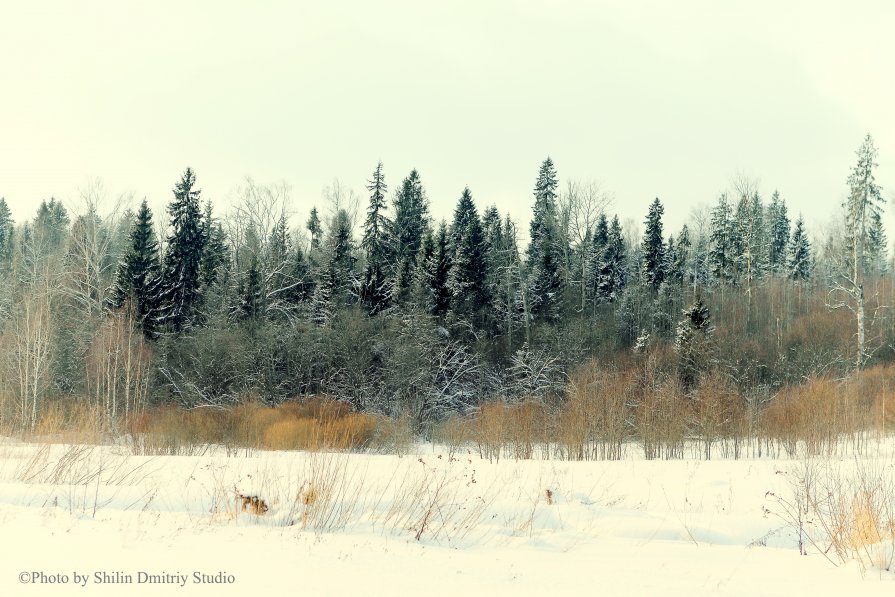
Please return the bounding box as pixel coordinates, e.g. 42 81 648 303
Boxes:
1 1 894 244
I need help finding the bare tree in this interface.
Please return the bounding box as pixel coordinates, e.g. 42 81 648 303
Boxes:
9 274 52 432
559 180 613 310
63 179 127 319
86 303 152 429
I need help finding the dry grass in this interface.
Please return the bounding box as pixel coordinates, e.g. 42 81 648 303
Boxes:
125 396 394 455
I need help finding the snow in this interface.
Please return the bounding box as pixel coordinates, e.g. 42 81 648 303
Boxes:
0 439 893 596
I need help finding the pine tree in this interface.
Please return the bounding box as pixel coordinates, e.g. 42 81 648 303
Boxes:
158 168 208 332
527 157 564 321
449 187 490 328
767 190 790 275
307 207 322 252
361 162 392 314
0 198 14 267
33 198 69 256
866 209 888 277
109 199 161 338
588 213 609 304
788 215 812 282
640 198 666 291
391 169 430 302
599 215 627 302
672 226 691 286
235 254 263 322
709 194 737 284
312 209 357 324
675 294 714 391
199 203 229 290
425 222 452 317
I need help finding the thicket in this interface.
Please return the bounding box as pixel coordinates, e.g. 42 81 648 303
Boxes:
0 136 892 452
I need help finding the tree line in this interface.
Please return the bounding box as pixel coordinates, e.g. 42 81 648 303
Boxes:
0 134 889 432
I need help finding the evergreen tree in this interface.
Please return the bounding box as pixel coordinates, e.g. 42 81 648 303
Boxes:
306 207 322 252
391 169 430 302
767 190 790 275
675 294 714 391
109 199 161 338
199 203 229 290
640 198 666 291
33 197 69 256
448 188 490 328
599 215 627 302
527 157 563 321
588 213 609 304
423 222 452 317
672 225 691 286
361 162 392 314
709 194 737 284
866 209 888 277
158 168 208 332
0 198 14 267
235 254 263 322
312 209 357 324
788 215 812 282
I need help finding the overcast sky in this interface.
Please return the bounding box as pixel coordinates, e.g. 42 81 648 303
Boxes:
2 1 893 244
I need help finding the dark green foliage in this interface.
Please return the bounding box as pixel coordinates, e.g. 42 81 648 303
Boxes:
306 207 322 252
362 162 392 314
788 215 812 282
158 168 208 332
640 198 666 291
767 191 790 275
449 188 490 329
0 198 14 267
676 295 714 390
109 199 161 338
391 169 430 302
527 157 564 322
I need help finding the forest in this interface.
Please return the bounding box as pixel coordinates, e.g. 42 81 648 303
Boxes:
0 133 891 455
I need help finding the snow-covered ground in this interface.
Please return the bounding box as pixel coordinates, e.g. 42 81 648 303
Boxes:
1 439 893 596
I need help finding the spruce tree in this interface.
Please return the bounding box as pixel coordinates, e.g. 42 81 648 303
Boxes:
425 222 452 317
788 215 812 282
589 213 609 304
361 162 392 314
709 194 737 284
866 210 888 277
599 215 627 302
0 198 14 267
767 191 790 275
109 199 161 338
391 169 430 302
158 168 208 332
449 187 490 328
307 207 322 252
199 203 229 290
527 157 563 321
640 198 666 291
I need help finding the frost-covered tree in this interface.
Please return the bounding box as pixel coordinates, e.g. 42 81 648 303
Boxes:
361 162 392 315
391 169 430 302
709 194 737 285
109 199 161 338
640 198 666 291
866 210 888 277
767 191 790 275
157 168 207 332
788 215 812 282
449 187 490 329
527 157 564 321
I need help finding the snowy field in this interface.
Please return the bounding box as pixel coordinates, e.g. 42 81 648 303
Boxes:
1 439 893 596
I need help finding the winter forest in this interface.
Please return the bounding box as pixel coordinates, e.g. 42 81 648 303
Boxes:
0 133 890 455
